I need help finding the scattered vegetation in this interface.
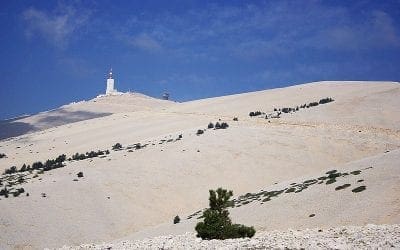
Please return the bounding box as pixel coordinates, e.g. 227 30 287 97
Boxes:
233 117 238 121
72 150 108 161
208 122 214 129
3 154 67 175
77 172 84 178
186 166 371 218
248 97 334 120
0 153 6 159
195 188 255 240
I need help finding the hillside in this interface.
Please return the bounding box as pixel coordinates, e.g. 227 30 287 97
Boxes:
0 92 174 140
0 81 399 249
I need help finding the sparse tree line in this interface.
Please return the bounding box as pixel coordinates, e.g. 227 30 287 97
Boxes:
71 150 110 161
3 154 67 175
249 97 334 119
197 121 229 135
2 149 112 176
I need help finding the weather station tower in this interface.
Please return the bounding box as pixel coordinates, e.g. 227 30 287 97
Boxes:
106 68 116 95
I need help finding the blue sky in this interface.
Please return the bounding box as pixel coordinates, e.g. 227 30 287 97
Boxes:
1 0 399 119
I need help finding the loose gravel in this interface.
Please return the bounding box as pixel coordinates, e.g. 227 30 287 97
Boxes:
57 224 400 249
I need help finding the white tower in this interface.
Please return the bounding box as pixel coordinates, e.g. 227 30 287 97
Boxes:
106 68 115 95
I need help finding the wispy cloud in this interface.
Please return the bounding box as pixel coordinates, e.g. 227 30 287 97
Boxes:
22 3 91 48
115 1 400 61
127 33 163 52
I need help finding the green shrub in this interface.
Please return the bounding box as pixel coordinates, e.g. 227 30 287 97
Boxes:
335 184 351 191
195 188 255 240
173 215 180 224
3 166 17 175
352 186 366 193
219 122 229 129
112 143 122 150
20 164 27 172
350 170 361 175
249 111 262 117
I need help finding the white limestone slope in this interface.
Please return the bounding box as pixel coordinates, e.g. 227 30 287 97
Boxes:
0 81 399 249
0 92 174 140
59 224 400 249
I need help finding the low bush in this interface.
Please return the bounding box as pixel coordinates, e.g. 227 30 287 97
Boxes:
335 184 351 191
0 153 6 159
218 122 229 129
112 143 122 150
196 129 204 135
208 123 214 129
352 186 366 193
249 111 262 117
0 187 8 197
77 172 84 178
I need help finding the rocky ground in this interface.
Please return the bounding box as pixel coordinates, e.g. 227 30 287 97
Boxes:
57 224 400 249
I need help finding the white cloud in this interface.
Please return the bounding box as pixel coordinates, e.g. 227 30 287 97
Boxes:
22 4 90 48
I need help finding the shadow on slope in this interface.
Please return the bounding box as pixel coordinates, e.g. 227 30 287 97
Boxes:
0 110 112 140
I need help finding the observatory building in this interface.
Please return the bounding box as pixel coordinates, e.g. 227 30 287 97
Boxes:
106 68 117 95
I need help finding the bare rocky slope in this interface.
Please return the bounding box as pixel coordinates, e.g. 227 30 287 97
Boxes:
0 81 399 249
59 224 400 249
